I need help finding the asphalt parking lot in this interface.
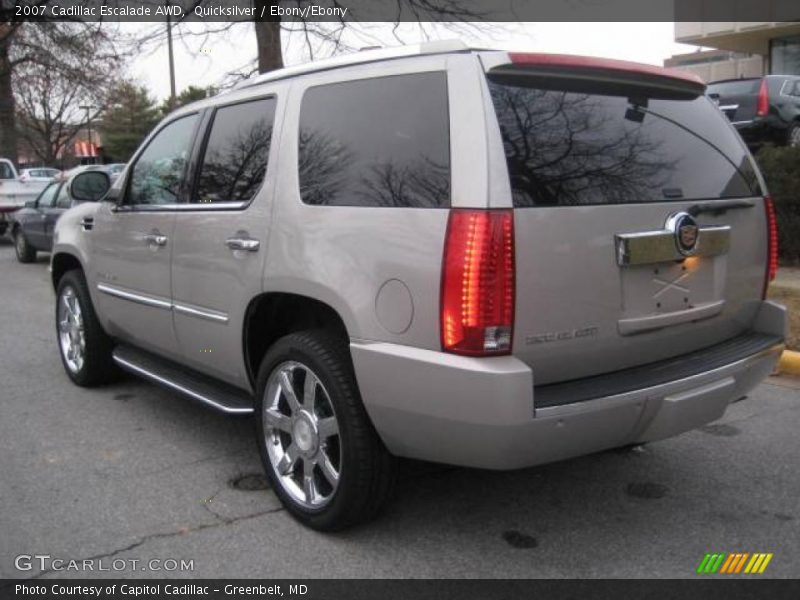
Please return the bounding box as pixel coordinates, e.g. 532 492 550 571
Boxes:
1 238 798 580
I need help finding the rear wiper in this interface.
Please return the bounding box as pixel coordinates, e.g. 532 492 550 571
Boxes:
688 200 754 217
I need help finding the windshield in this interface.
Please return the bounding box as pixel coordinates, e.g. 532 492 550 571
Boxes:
487 77 762 207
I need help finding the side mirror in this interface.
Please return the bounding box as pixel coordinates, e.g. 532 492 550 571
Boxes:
24 200 36 208
71 171 111 203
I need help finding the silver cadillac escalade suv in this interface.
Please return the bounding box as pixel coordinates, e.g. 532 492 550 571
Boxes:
51 41 786 530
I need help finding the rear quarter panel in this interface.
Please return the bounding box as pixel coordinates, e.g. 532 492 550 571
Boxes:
264 54 490 350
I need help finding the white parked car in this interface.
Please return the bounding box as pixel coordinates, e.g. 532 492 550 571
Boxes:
18 168 61 183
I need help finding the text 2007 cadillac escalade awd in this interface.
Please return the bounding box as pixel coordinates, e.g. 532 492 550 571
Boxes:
50 42 786 530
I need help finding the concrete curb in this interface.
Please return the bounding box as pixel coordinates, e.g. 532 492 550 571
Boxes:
777 350 800 377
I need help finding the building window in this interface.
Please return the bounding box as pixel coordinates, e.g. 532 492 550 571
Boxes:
771 35 800 76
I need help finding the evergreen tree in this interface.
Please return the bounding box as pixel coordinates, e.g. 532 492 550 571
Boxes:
99 82 159 162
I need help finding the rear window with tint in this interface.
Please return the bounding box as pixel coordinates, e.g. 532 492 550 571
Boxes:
298 72 450 208
706 79 761 96
488 79 762 207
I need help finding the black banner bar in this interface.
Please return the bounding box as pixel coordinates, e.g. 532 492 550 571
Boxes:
2 579 800 600
2 0 800 23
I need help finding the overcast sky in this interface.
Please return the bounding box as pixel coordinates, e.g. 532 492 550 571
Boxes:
127 22 702 101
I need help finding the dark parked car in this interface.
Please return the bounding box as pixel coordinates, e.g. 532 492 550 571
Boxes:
707 75 800 148
11 170 110 263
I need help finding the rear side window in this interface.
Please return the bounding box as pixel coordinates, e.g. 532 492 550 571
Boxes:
298 72 450 208
781 79 800 97
193 97 277 204
487 78 761 207
0 162 13 179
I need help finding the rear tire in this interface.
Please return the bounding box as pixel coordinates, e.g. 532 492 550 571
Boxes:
254 330 396 531
55 269 118 386
14 229 36 263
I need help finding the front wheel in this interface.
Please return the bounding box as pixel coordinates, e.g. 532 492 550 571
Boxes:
14 229 36 263
254 330 396 531
56 270 118 386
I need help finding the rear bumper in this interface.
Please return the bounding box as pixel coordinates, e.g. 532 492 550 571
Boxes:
351 301 786 470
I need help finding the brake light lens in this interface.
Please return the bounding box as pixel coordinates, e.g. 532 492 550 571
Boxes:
441 209 515 356
756 79 769 117
764 195 778 298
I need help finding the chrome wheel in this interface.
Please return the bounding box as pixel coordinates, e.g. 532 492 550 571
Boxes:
15 232 24 255
263 361 341 509
58 286 85 373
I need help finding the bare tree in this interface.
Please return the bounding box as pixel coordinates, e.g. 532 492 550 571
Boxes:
13 25 121 165
0 22 23 162
0 16 125 163
134 0 500 86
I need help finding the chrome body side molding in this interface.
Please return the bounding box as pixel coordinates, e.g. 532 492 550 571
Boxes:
97 283 229 323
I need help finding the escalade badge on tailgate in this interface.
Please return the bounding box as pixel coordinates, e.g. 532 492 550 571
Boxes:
666 212 699 255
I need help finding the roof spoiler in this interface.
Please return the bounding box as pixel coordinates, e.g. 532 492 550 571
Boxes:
483 52 706 100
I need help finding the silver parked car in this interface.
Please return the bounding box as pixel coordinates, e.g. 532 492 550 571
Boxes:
51 41 786 531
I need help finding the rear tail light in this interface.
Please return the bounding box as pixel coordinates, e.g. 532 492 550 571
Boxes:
764 195 778 298
441 209 515 356
756 79 769 117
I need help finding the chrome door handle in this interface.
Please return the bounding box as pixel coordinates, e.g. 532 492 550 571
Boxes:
144 233 168 246
225 237 260 252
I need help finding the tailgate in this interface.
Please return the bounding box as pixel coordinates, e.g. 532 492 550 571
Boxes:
481 53 768 385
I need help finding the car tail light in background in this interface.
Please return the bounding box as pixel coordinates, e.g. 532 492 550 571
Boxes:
756 79 769 117
764 195 778 298
441 209 515 356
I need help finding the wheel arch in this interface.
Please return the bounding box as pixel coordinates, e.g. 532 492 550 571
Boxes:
243 292 351 389
51 252 85 291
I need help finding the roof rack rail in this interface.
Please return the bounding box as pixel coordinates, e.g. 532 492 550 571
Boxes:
231 39 469 91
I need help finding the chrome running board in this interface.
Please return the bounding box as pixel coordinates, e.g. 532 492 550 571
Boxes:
112 345 254 415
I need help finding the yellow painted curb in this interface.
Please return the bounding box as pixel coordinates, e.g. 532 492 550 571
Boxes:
777 350 800 377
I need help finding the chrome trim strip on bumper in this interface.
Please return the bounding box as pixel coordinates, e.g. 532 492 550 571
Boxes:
615 225 730 266
112 355 253 415
97 283 229 323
